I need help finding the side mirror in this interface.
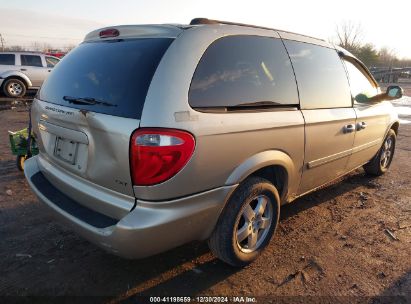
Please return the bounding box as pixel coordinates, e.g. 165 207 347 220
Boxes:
386 85 403 100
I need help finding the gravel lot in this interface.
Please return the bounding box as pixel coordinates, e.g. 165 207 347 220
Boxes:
0 90 410 303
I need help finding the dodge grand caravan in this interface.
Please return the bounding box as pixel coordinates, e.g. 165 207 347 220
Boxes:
24 18 402 266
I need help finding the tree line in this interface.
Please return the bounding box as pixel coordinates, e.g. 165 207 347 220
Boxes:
1 41 76 53
334 21 410 68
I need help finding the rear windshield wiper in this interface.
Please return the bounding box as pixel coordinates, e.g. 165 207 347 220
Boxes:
63 96 117 107
233 101 281 107
194 101 298 112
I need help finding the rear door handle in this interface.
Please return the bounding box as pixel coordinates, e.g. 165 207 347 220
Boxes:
20 68 27 71
357 121 367 130
343 124 355 133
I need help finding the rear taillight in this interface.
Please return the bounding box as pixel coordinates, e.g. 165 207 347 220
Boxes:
130 128 195 186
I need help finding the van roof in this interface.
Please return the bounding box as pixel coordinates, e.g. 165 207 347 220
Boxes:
189 18 326 42
83 18 326 45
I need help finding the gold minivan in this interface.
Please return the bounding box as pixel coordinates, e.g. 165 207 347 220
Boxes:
24 18 402 266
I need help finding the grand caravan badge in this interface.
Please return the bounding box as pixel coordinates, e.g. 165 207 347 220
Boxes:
45 106 74 116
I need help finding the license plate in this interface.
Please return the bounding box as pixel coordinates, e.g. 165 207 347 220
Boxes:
54 137 78 164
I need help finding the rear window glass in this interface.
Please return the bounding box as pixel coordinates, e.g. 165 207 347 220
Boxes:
39 38 173 119
189 35 299 109
21 55 43 67
0 54 16 65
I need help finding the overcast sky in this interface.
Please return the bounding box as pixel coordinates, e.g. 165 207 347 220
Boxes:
0 0 410 58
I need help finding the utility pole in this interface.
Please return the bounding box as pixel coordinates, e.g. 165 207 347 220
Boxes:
0 34 4 51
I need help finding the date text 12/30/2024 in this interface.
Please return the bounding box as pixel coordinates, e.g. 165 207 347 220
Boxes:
149 296 257 303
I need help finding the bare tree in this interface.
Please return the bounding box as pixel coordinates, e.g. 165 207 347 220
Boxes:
335 21 363 54
4 45 26 51
378 47 397 67
0 34 5 51
63 44 77 53
30 41 53 52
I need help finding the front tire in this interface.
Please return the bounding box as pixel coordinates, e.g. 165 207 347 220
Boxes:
3 78 27 98
363 129 396 176
208 177 280 267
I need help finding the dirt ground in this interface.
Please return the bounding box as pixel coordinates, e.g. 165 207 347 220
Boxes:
1 87 411 303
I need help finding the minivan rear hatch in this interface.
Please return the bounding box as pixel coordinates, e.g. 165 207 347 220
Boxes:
33 37 173 207
39 37 173 119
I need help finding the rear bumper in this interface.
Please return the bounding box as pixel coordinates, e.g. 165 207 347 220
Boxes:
24 156 236 258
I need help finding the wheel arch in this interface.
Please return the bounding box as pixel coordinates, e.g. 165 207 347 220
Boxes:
390 121 399 135
1 72 32 89
225 150 296 204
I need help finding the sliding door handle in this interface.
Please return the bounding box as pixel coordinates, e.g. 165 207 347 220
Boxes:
357 121 367 130
343 124 355 133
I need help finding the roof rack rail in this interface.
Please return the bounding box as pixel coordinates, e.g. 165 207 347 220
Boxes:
189 18 325 42
190 18 274 31
0 50 44 54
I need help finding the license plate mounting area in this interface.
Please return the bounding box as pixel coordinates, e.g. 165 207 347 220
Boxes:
54 136 78 165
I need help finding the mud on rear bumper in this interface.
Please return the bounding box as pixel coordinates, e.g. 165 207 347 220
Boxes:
24 156 237 258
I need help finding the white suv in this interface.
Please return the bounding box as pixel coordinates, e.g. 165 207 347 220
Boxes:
0 52 60 98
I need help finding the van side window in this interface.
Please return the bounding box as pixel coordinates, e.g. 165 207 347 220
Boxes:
189 35 299 108
21 55 43 67
0 54 15 65
343 60 378 103
284 41 352 109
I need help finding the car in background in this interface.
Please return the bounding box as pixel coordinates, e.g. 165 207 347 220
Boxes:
0 52 60 98
45 51 66 59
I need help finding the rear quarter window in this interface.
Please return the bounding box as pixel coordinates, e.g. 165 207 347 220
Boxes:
39 38 173 119
46 56 60 68
21 55 43 67
189 35 299 109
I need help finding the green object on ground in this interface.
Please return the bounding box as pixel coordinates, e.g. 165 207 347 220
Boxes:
8 128 38 156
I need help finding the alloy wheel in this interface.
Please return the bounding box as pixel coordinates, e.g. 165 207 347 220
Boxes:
380 137 394 168
7 82 23 96
235 194 273 253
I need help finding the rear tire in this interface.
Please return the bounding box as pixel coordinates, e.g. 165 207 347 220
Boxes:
208 176 280 267
3 78 26 98
363 129 396 176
